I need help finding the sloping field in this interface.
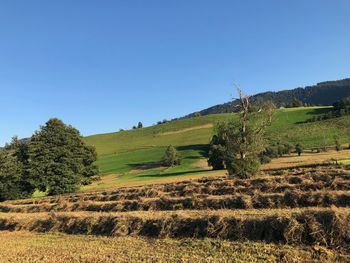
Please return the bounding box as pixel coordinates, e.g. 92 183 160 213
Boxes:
80 148 350 192
83 107 350 190
85 107 336 156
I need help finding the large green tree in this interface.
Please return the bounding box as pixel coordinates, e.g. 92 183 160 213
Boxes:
27 118 98 195
208 87 275 178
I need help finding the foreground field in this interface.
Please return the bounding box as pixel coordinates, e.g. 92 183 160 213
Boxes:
0 163 350 262
1 231 348 263
1 164 350 261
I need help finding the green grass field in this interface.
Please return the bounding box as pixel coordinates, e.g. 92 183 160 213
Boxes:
79 107 350 191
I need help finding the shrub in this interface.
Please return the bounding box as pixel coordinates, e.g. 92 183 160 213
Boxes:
334 135 342 151
226 158 260 179
162 145 181 167
208 135 225 170
259 154 271 164
295 144 303 156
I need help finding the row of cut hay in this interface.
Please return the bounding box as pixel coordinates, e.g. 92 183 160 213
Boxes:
0 208 349 249
5 165 350 206
66 180 350 201
265 164 350 176
2 191 350 213
5 179 350 207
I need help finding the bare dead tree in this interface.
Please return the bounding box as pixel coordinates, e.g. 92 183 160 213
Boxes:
234 83 250 160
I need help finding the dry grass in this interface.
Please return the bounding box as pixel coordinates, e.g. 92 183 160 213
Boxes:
263 149 350 170
2 191 350 213
1 164 350 261
2 231 349 263
1 207 350 249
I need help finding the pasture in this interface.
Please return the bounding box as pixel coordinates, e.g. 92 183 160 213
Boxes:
83 107 350 190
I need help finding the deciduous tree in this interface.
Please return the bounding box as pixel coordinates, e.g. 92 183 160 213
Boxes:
28 118 98 195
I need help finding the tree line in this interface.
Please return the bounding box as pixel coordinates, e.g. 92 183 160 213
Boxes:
184 78 350 118
0 118 98 201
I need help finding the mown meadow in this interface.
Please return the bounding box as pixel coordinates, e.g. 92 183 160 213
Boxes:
1 164 350 262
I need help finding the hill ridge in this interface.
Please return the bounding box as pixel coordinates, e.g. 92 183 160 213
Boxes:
184 78 350 118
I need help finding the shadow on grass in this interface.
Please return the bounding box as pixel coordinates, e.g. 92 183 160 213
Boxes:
305 107 332 115
177 144 209 158
295 107 333 124
126 161 162 170
136 169 212 178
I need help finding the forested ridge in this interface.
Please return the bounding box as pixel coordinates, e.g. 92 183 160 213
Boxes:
185 78 350 117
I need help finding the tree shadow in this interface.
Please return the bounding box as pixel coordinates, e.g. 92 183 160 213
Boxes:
295 107 333 124
136 169 212 178
126 161 162 170
304 107 332 115
177 144 209 158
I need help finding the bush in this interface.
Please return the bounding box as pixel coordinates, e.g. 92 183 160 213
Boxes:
226 158 260 179
207 135 225 170
263 146 279 158
162 145 181 167
295 144 303 156
334 135 342 151
259 154 271 164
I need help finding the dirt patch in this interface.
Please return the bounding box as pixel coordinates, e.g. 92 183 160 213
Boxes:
159 124 213 136
132 163 163 171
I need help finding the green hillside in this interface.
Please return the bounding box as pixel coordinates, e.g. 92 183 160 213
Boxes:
82 106 350 189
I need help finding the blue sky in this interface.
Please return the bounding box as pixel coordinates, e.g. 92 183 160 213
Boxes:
1 0 350 145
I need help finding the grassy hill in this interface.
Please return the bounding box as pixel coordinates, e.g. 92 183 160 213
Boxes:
82 106 350 190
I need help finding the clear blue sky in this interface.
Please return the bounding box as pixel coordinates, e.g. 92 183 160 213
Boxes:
1 0 350 145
